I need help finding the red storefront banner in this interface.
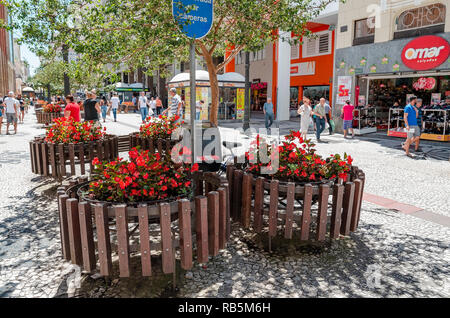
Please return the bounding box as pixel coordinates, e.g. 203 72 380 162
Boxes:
401 35 450 71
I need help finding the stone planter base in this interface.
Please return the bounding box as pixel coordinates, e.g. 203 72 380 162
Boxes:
29 135 119 180
57 172 230 278
226 165 365 247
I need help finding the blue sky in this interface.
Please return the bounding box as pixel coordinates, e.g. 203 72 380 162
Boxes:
21 0 339 76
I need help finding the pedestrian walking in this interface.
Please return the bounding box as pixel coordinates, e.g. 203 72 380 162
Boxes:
64 95 81 122
110 93 120 122
149 97 157 117
413 98 423 152
100 99 108 123
155 96 163 115
341 100 355 139
402 96 420 157
163 88 183 120
263 97 274 133
138 91 149 123
83 90 101 123
196 100 204 121
4 91 19 135
17 94 25 123
323 99 333 135
298 96 312 140
312 98 327 142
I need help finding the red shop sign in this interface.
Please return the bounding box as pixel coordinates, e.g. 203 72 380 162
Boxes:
401 35 450 71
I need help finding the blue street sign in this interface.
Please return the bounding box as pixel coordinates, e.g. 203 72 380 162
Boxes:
172 0 214 39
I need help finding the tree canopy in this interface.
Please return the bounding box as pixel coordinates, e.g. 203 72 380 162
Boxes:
3 0 338 124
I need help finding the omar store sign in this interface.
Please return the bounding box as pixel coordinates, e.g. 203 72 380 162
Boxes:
402 35 450 71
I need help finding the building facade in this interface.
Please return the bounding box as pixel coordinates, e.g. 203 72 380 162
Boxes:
334 0 450 130
228 12 337 120
0 4 16 96
14 39 30 94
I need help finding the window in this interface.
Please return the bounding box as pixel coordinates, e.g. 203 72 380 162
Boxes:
354 17 375 38
394 3 445 39
353 17 375 45
302 31 332 58
291 37 299 59
235 49 266 64
396 3 445 31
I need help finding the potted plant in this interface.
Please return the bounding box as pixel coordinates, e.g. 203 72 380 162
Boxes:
30 117 118 180
36 103 63 124
57 147 230 277
129 115 183 154
227 131 365 243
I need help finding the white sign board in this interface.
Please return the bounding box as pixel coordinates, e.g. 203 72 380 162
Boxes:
290 62 315 76
336 76 352 105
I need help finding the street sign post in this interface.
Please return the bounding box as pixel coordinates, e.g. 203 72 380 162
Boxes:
172 0 214 39
172 0 214 167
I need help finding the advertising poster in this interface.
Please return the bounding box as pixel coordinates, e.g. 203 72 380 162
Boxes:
431 93 441 105
336 76 352 105
199 87 210 120
236 88 245 120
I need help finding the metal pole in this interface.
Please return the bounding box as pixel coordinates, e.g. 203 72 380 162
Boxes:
190 40 196 166
243 51 250 131
62 45 70 96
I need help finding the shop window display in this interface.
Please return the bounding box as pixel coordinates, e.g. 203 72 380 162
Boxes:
290 87 299 109
303 85 330 105
365 76 450 129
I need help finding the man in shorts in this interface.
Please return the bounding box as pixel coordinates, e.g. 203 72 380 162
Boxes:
402 96 420 157
4 91 19 135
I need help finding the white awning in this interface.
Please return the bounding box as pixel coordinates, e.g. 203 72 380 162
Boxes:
22 86 35 92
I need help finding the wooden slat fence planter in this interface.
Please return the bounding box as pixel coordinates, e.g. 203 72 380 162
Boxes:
30 135 119 181
128 133 179 155
57 172 230 279
35 109 63 124
226 165 365 248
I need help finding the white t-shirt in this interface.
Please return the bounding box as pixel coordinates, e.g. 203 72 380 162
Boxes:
149 100 156 109
138 96 148 108
111 96 120 109
4 97 19 113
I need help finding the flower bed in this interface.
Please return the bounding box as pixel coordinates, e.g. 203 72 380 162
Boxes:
228 131 365 247
43 103 63 113
30 118 117 180
45 117 105 144
245 131 352 183
85 148 197 204
56 157 230 278
35 105 63 124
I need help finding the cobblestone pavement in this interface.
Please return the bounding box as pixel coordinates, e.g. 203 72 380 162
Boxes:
0 109 448 298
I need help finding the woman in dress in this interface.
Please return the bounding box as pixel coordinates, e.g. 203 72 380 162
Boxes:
297 96 312 140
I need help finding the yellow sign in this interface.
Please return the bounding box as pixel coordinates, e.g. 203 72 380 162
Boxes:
236 88 245 120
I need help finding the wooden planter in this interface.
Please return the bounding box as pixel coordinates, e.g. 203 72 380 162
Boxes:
29 135 119 180
128 133 179 154
35 109 62 124
226 165 365 245
57 172 230 278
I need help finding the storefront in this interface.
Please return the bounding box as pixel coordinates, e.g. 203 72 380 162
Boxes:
168 70 245 121
115 82 150 103
335 33 450 141
251 80 268 111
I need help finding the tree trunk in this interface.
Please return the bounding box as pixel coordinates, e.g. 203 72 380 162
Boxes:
201 49 219 126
